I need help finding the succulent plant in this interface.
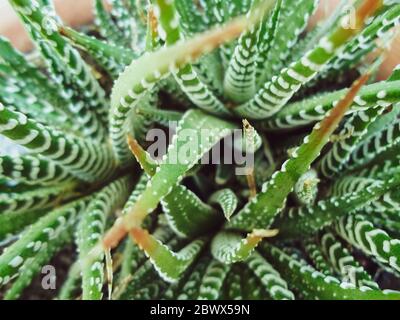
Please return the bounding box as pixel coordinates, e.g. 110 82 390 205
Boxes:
1 0 400 300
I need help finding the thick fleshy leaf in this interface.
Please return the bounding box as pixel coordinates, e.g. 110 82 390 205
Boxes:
130 228 206 283
229 64 373 231
234 0 383 119
0 198 88 287
209 189 238 221
10 0 108 140
223 0 276 103
59 26 135 79
275 171 400 239
4 228 73 300
211 230 277 264
335 214 400 274
104 110 236 248
303 240 334 276
127 133 225 238
260 243 400 300
109 9 258 163
197 259 230 300
246 251 295 300
262 80 400 130
320 232 379 289
77 177 132 300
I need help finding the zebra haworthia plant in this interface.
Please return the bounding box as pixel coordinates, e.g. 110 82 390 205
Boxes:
0 0 400 300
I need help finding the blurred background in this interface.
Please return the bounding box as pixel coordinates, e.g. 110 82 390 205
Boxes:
0 0 95 51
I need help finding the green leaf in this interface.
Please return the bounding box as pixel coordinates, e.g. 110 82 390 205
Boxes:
260 243 400 300
109 14 250 163
322 4 400 79
59 26 135 79
4 228 73 300
0 198 88 287
197 259 230 300
113 224 176 300
10 0 108 140
135 106 183 127
127 134 224 238
254 0 284 82
344 107 400 172
130 228 205 283
0 182 75 215
241 265 270 299
319 60 397 178
303 239 335 276
211 230 277 264
154 0 230 116
77 177 132 300
175 0 208 35
177 255 211 300
0 79 78 134
0 210 47 242
256 0 317 87
223 0 276 103
275 171 400 239
293 169 319 205
104 109 236 248
234 0 384 119
0 104 115 182
320 232 379 289
94 0 129 47
319 106 386 178
58 261 81 300
0 154 76 186
162 185 220 238
108 0 137 48
0 36 68 111
246 251 295 299
229 67 372 231
209 189 238 221
224 266 243 299
335 214 400 274
262 80 400 130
